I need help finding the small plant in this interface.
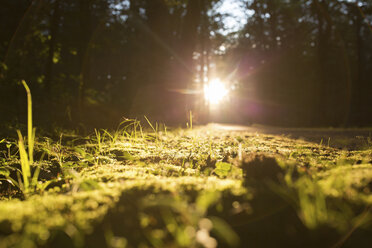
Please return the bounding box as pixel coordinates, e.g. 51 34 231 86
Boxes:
293 176 335 230
6 141 13 159
14 130 40 194
144 115 159 143
119 118 144 141
94 128 104 155
141 191 239 248
101 129 119 148
5 80 42 196
47 134 65 167
0 139 13 159
214 161 232 178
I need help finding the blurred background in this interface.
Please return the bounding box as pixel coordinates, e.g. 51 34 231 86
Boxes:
0 0 371 130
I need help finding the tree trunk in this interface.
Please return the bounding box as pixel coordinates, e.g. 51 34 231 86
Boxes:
349 1 363 125
77 0 91 122
180 0 202 88
45 0 60 98
179 0 202 117
198 0 210 122
314 0 331 125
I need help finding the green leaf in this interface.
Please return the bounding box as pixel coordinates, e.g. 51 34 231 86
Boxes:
215 162 232 177
0 62 8 70
79 179 101 191
115 151 134 161
0 178 18 188
74 147 86 157
209 216 240 247
196 191 221 215
0 167 10 177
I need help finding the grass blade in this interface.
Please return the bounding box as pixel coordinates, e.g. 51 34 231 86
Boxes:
17 130 30 193
21 80 34 164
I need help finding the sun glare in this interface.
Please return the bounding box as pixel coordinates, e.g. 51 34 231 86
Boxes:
204 78 229 105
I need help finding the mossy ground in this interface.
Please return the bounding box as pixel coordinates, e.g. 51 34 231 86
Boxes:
0 123 372 248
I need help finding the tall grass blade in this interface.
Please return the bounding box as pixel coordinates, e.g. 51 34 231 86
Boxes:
31 166 41 188
144 116 155 132
21 80 34 164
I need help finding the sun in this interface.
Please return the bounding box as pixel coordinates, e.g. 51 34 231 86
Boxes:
204 78 229 105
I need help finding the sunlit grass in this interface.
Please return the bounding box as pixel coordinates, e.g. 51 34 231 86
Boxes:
3 81 39 196
0 119 371 247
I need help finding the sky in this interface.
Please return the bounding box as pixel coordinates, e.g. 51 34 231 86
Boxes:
111 0 251 35
215 0 251 35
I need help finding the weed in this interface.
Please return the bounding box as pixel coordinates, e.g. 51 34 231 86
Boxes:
0 81 46 196
94 128 104 155
0 139 14 159
295 176 328 229
214 161 232 178
101 129 119 148
21 80 35 164
144 115 159 144
141 190 239 247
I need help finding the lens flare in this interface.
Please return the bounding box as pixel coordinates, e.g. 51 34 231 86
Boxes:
204 78 229 105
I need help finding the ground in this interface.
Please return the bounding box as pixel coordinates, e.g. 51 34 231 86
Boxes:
0 123 372 248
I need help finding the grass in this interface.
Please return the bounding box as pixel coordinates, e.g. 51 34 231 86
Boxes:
21 80 35 164
0 119 372 247
1 81 40 196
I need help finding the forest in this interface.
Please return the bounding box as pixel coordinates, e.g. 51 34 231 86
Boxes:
1 1 372 247
1 0 371 130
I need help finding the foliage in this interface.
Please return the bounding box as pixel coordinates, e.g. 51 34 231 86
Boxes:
0 0 224 127
0 123 372 247
21 80 35 164
2 81 47 196
1 1 370 127
214 161 232 177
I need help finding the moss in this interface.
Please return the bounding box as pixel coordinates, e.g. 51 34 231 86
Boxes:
0 125 372 247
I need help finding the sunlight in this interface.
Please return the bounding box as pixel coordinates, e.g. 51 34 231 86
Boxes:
215 0 252 35
204 78 229 105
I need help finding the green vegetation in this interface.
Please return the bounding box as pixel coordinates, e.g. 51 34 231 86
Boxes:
0 121 372 247
21 80 35 165
1 1 371 246
1 80 41 196
2 1 372 128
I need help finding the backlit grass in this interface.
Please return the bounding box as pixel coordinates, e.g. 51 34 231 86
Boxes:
0 122 372 247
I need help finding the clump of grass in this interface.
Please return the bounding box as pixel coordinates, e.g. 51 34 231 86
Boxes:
294 176 328 229
16 80 36 194
101 129 119 148
14 130 40 195
141 190 239 248
241 154 284 184
144 115 159 144
6 80 41 196
119 118 144 140
94 128 104 155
